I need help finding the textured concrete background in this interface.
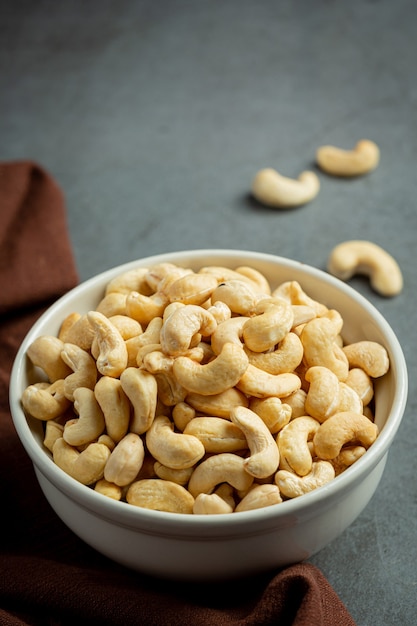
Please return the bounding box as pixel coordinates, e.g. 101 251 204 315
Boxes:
1 1 416 623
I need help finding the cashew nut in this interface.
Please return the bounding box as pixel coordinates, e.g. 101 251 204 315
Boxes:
104 433 145 486
185 387 249 418
94 376 131 443
53 437 111 485
251 168 320 208
94 479 123 500
235 484 282 512
126 479 195 514
277 416 321 476
87 311 128 378
342 340 390 378
283 389 307 418
230 406 280 479
96 292 127 317
244 332 304 375
210 280 259 316
160 304 217 356
188 453 254 498
275 461 335 498
301 316 349 381
249 397 292 434
27 336 72 382
236 364 301 398
166 272 218 305
327 240 403 297
272 281 328 317
63 387 105 447
173 342 249 396
120 367 158 434
125 290 169 326
304 366 340 422
153 462 194 486
316 139 380 177
58 313 95 350
105 267 151 296
345 367 374 406
60 343 97 401
242 298 294 352
146 415 205 469
210 316 247 355
313 411 379 460
21 379 71 421
331 445 367 476
43 419 65 452
193 493 234 515
184 416 248 453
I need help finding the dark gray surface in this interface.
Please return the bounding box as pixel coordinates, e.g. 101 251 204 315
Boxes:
1 1 416 623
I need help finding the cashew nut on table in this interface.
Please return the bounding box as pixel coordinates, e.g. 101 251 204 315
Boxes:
22 262 390 513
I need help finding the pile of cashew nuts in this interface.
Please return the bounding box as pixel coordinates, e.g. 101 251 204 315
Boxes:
251 139 403 297
21 262 390 514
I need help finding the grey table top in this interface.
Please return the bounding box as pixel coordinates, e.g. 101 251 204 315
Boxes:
1 1 416 623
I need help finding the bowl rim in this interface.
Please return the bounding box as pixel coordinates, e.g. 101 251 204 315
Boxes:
9 249 408 534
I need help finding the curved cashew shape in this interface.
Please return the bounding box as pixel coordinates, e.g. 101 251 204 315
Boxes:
120 367 158 435
61 343 97 401
108 315 143 340
210 280 259 316
275 461 335 498
94 479 123 500
27 336 72 382
104 433 145 487
160 304 217 356
105 267 151 296
337 382 363 414
301 316 349 381
94 376 131 443
126 478 195 514
277 415 320 476
316 139 380 177
87 311 128 378
252 168 320 208
331 445 367 475
53 437 111 485
283 389 307 419
43 419 65 452
342 340 390 378
244 332 304 375
146 415 205 470
272 281 328 317
211 316 248 355
305 366 341 422
235 484 282 512
345 368 374 406
21 380 71 421
153 462 194 486
63 387 105 447
249 397 292 434
234 266 271 295
242 298 294 352
125 290 169 326
173 342 249 396
145 263 191 292
185 387 249 418
230 406 280 479
59 313 95 350
142 350 188 406
236 364 301 399
193 493 234 515
166 273 218 305
184 416 248 453
96 292 127 317
327 240 403 297
188 453 254 498
313 411 379 460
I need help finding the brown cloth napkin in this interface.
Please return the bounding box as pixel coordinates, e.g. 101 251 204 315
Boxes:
0 161 357 626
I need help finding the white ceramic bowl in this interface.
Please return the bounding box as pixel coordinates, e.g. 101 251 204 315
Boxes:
10 249 408 580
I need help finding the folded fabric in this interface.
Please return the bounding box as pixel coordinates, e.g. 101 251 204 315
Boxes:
0 161 357 626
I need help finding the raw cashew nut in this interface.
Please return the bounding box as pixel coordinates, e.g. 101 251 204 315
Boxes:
63 387 105 447
244 332 304 375
43 419 64 451
96 292 127 317
235 484 282 512
193 493 234 515
313 411 379 460
58 313 95 350
304 366 340 422
188 453 254 498
234 266 271 295
126 290 169 326
22 380 71 421
53 437 111 485
275 461 335 498
316 139 380 177
210 316 248 355
146 415 205 469
154 462 194 486
236 364 301 398
342 340 390 378
242 298 294 352
249 397 292 434
327 240 403 297
87 311 128 378
166 273 218 305
210 280 260 316
272 281 328 317
251 168 320 208
277 416 321 476
120 367 158 434
104 433 145 486
160 304 217 356
230 406 280 479
61 343 97 401
185 387 249 418
27 336 72 382
94 376 131 442
345 368 374 406
301 316 349 381
126 479 195 514
173 342 249 396
184 416 248 453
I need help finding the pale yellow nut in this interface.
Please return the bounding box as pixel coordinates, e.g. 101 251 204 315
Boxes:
172 401 196 431
313 410 379 460
198 265 268 292
160 304 217 357
252 168 320 208
283 389 307 418
331 445 367 476
107 315 143 340
210 280 260 316
153 462 194 486
230 406 280 479
87 310 128 378
337 382 363 414
234 266 271 295
291 305 317 329
249 397 292 434
345 367 374 406
126 479 195 514
193 493 234 515
207 301 232 324
173 342 249 396
277 415 321 476
63 387 106 447
142 350 188 406
21 380 71 421
94 376 131 443
27 335 72 382
275 461 335 498
185 387 249 418
53 437 111 485
301 316 349 381
94 479 123 500
235 484 282 512
242 298 294 352
166 272 218 305
236 364 301 398
125 290 169 326
146 415 205 470
342 340 390 378
210 316 247 355
104 433 145 487
61 343 97 401
327 240 402 297
96 292 127 317
316 139 380 177
184 416 248 453
188 453 254 498
145 262 191 292
105 267 151 296
120 367 158 434
305 366 341 423
58 313 95 350
272 281 328 317
244 332 304 375
43 419 64 452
